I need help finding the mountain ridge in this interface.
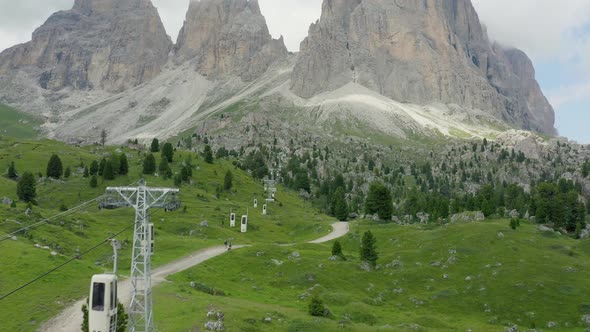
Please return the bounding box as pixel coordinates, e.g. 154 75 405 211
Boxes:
0 0 557 144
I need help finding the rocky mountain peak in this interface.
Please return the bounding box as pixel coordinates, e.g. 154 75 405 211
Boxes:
291 0 555 135
0 0 171 92
72 0 153 14
175 0 287 81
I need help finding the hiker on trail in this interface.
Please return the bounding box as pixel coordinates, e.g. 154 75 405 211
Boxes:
228 243 232 251
224 240 228 249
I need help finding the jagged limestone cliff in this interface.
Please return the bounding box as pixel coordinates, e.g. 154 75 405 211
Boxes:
0 0 171 92
175 0 288 81
290 0 555 134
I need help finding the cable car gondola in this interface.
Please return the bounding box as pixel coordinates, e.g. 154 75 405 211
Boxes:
89 274 118 332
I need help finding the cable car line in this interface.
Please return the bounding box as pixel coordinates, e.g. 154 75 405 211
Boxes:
0 180 141 243
0 196 105 243
0 203 165 302
0 222 133 302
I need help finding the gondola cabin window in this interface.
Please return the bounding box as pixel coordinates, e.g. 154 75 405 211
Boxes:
92 282 105 311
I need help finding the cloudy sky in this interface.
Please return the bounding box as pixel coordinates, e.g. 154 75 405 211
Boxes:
1 0 589 143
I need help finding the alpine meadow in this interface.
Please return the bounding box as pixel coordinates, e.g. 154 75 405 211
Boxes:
0 0 589 331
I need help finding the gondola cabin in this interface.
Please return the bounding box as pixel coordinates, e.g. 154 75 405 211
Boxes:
148 223 155 255
89 274 118 332
140 223 155 255
230 213 236 227
241 215 248 233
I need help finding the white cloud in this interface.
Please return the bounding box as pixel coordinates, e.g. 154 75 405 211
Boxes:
471 0 590 116
258 0 322 51
0 0 72 51
471 0 590 61
548 81 590 109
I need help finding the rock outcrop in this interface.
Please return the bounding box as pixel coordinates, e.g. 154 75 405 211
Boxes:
291 0 555 134
175 0 288 81
0 0 171 92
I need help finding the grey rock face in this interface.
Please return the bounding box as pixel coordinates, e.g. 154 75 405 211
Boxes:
175 0 288 81
291 0 555 135
0 0 171 92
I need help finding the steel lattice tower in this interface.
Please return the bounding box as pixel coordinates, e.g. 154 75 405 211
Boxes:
105 180 179 332
264 169 277 202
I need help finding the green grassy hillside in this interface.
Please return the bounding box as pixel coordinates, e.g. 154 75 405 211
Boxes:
0 104 42 139
155 220 590 331
0 136 334 331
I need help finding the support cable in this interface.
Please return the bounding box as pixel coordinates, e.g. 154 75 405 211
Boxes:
0 180 141 243
0 196 104 242
0 205 159 302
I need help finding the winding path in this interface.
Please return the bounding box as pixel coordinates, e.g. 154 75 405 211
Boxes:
39 222 349 332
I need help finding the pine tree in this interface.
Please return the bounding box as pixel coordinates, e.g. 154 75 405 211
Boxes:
162 142 174 163
180 166 190 182
332 240 343 258
90 160 99 176
46 154 63 179
89 175 98 188
82 301 127 332
143 154 157 175
331 187 348 221
185 136 193 150
100 129 107 147
83 166 89 178
204 145 214 164
294 170 311 193
17 171 36 202
103 160 115 180
7 161 17 179
110 154 120 176
119 153 129 175
360 230 378 268
81 301 89 332
224 170 233 190
365 182 393 221
158 157 171 178
98 158 106 176
150 138 160 152
64 166 71 179
116 302 128 332
173 174 182 187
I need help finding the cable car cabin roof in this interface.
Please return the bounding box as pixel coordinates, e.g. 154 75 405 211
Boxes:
98 201 130 209
91 274 118 283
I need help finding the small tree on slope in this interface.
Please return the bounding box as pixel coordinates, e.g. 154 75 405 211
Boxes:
360 230 378 268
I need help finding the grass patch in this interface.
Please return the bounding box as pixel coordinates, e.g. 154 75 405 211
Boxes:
0 104 42 139
154 220 590 331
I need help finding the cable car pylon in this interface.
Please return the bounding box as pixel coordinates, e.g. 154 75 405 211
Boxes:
103 179 180 332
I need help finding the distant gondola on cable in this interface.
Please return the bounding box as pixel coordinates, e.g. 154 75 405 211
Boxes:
89 274 118 332
98 193 131 210
98 191 180 211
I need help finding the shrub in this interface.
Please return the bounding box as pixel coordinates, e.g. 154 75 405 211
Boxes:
510 218 521 230
332 240 343 257
308 296 326 317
